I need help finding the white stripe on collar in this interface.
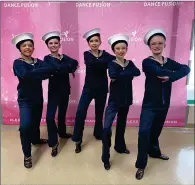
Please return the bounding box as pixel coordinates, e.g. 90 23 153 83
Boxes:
149 56 167 64
49 54 63 60
34 58 37 64
19 58 37 65
113 59 129 67
88 50 103 58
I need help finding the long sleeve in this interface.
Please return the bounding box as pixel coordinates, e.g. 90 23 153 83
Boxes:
44 55 78 74
126 61 141 77
108 61 140 80
142 59 174 76
62 54 78 73
44 55 69 73
13 59 53 80
84 51 115 75
169 59 190 82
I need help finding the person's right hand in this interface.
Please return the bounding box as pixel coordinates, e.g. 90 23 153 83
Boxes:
157 76 169 82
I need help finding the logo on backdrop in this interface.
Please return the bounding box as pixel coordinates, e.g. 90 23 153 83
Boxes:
4 2 39 8
76 2 111 8
143 2 183 7
129 30 143 42
60 31 74 42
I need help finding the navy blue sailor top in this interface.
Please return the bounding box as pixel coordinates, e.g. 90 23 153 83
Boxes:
43 54 78 95
13 58 55 102
83 50 115 93
142 56 190 110
108 59 141 106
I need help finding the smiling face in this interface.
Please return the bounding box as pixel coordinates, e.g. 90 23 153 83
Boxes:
88 35 101 51
113 42 128 59
19 40 34 57
47 38 61 53
149 35 166 55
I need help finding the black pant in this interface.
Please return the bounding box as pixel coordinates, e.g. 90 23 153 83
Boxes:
135 108 169 169
72 88 107 143
102 102 130 163
18 100 43 157
46 92 69 147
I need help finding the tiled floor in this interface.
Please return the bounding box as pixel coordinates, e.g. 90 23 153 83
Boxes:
1 125 194 184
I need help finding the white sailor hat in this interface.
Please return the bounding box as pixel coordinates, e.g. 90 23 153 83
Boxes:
11 32 34 45
144 28 166 45
108 33 129 46
83 28 100 40
42 31 61 42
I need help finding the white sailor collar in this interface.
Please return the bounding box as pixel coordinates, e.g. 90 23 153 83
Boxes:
149 56 167 65
113 59 129 68
49 54 64 60
18 57 37 65
88 50 103 58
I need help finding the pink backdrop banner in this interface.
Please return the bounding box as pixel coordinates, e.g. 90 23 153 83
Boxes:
1 1 193 126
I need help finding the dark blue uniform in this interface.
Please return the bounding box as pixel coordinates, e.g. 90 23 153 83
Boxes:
13 58 56 157
44 54 78 147
135 56 190 169
102 59 140 163
72 50 115 142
